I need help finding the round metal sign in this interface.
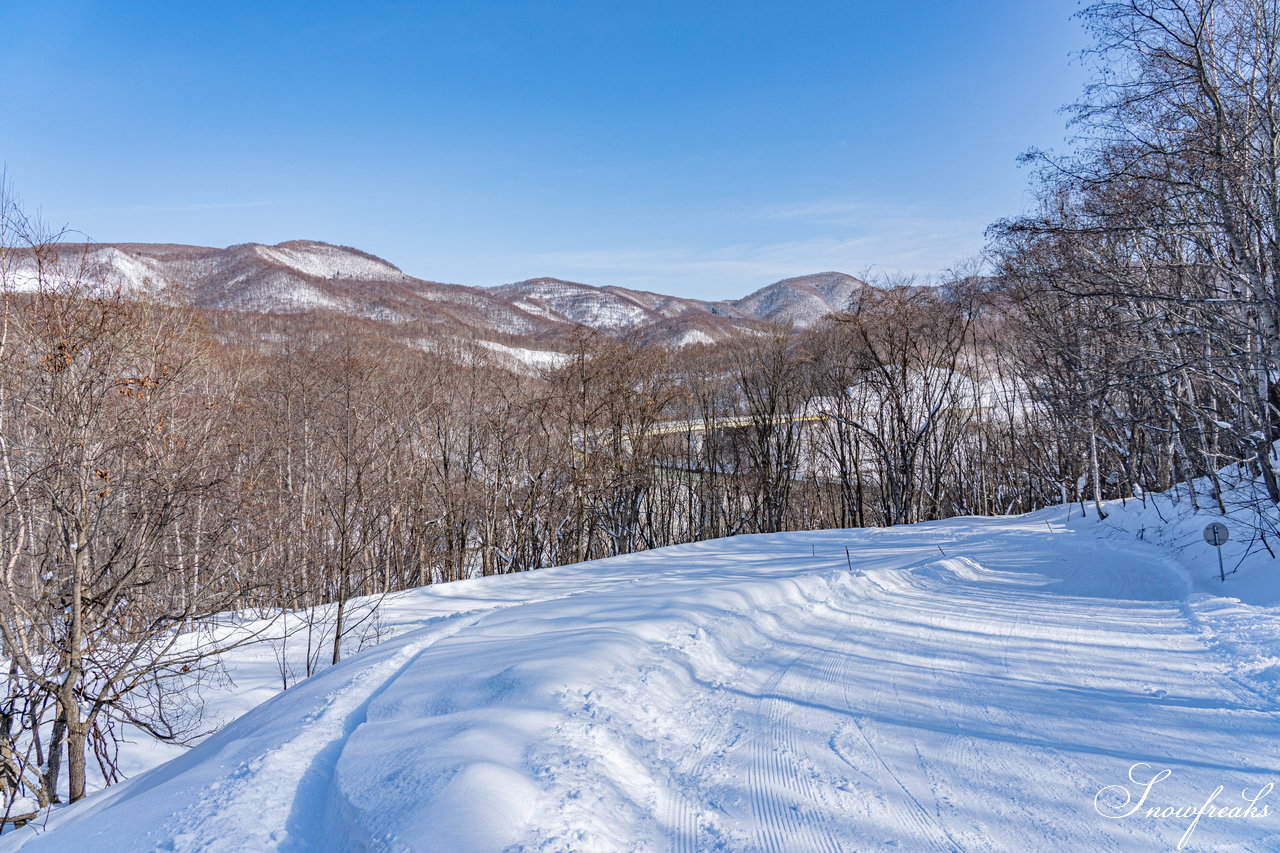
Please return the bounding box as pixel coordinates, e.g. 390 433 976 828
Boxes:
1203 522 1229 547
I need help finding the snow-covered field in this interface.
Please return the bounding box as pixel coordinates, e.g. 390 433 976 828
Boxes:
2 502 1277 852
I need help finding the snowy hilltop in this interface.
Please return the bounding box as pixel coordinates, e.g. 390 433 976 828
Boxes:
2 499 1276 852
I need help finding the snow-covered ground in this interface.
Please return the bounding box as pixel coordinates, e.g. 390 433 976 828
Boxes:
2 502 1277 852
473 339 572 371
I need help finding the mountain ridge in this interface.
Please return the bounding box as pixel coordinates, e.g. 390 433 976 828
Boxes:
10 239 869 354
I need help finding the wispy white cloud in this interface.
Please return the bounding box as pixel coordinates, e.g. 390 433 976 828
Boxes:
757 196 990 239
759 199 889 225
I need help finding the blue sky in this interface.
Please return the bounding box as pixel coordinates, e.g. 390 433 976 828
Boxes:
1 1 1087 299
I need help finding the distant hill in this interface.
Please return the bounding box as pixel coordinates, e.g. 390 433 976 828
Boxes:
6 240 869 362
734 272 868 327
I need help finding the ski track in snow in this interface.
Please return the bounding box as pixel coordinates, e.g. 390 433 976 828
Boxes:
160 614 481 852
5 512 1280 852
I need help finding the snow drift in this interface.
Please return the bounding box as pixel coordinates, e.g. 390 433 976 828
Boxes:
3 502 1277 852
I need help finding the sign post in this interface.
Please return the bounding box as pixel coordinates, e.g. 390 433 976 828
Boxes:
1203 522 1230 582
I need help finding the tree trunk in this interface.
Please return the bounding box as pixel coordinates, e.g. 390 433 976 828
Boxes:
42 713 65 805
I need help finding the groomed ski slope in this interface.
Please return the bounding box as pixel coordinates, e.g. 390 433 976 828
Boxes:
4 509 1278 852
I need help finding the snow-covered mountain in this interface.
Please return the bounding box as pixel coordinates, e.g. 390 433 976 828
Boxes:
492 277 747 332
7 241 866 352
6 502 1277 852
733 271 868 327
16 241 566 335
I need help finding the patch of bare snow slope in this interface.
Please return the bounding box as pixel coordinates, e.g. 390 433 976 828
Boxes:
254 243 410 283
672 328 714 347
87 247 178 293
3 247 175 296
473 340 570 370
